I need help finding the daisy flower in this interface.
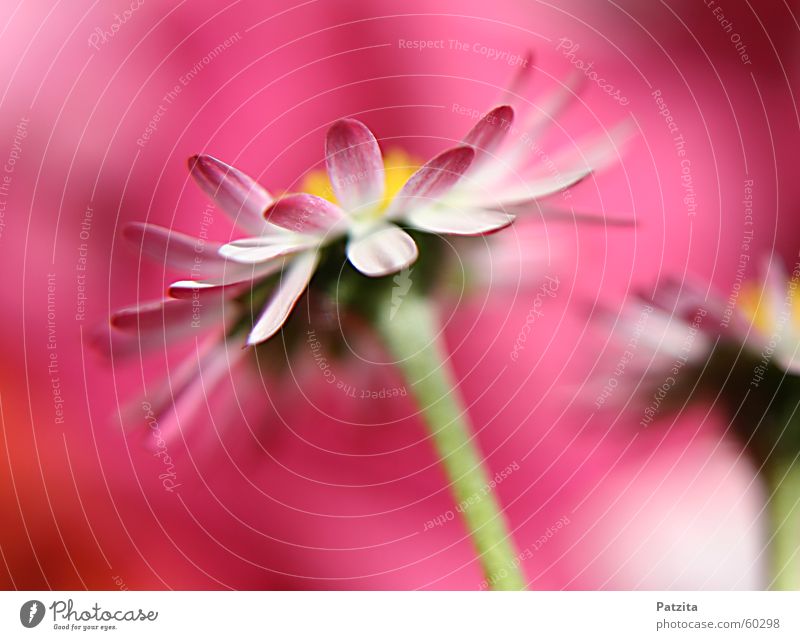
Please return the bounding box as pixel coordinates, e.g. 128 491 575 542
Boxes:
108 55 630 590
604 260 800 590
605 259 800 400
180 102 625 347
106 60 631 452
205 117 501 346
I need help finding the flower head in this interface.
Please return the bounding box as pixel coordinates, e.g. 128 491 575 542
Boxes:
601 260 800 462
106 57 629 442
615 260 800 380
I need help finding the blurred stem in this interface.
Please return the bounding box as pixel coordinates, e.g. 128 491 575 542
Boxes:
767 458 800 590
374 290 526 590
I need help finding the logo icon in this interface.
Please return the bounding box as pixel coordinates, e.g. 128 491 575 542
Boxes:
390 267 413 320
20 600 45 628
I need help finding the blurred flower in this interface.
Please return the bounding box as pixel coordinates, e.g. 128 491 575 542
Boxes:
736 261 800 376
605 259 800 414
605 259 800 588
673 259 800 378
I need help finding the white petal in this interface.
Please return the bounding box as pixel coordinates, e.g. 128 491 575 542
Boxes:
346 224 419 277
546 120 633 177
247 251 319 346
168 262 281 298
519 72 583 140
472 168 593 206
407 206 514 236
218 236 318 264
506 203 635 227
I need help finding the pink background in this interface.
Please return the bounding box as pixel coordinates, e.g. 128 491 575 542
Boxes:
0 0 798 589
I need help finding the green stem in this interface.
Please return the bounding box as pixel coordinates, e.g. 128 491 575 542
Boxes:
374 290 526 590
766 458 800 590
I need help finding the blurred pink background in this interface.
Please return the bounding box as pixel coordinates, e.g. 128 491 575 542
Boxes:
0 0 798 589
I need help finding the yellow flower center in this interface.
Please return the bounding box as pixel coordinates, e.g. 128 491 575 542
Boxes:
739 278 800 335
300 148 419 220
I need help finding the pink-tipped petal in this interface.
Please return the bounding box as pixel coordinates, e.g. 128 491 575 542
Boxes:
140 338 239 447
109 299 230 357
111 298 227 335
645 276 724 325
325 119 385 210
247 251 319 346
407 207 514 236
346 224 419 277
168 261 282 299
471 73 583 187
88 324 140 359
218 236 317 264
390 146 474 214
123 222 226 275
111 299 196 333
189 155 272 233
264 194 347 235
462 105 514 163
